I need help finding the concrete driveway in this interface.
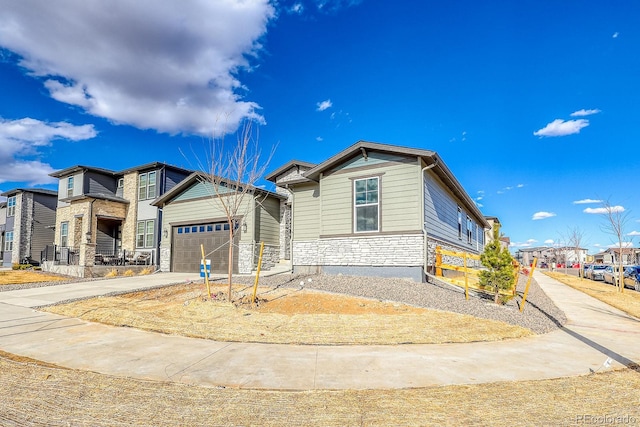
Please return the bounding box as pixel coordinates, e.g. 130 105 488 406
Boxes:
1 271 639 390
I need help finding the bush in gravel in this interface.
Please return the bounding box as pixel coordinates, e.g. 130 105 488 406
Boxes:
480 225 515 304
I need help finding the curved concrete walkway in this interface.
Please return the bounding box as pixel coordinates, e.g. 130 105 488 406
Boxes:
1 271 639 390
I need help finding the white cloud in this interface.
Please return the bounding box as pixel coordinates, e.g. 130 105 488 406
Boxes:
570 109 601 117
607 242 633 248
0 117 97 185
532 211 556 220
526 239 538 244
573 198 603 204
627 231 640 236
289 3 304 14
317 99 333 111
533 119 589 137
517 184 524 188
0 1 276 136
544 239 554 244
583 206 625 214
316 136 323 142
613 32 619 38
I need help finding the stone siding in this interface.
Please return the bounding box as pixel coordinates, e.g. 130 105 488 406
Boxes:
426 237 482 274
253 243 279 270
160 246 171 272
292 234 424 267
121 172 138 251
238 243 253 274
278 200 291 260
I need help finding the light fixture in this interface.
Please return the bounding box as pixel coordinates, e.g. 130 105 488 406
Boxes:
163 228 168 238
242 222 247 233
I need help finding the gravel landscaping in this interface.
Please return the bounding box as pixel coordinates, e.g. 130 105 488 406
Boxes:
225 272 567 334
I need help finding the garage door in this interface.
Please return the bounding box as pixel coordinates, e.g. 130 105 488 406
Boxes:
171 222 240 274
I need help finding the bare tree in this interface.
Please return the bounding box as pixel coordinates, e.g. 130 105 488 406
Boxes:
600 200 631 293
565 227 586 278
201 119 274 302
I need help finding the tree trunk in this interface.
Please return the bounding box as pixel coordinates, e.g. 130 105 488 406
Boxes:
227 227 233 302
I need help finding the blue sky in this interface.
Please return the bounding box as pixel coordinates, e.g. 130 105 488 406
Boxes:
0 0 638 254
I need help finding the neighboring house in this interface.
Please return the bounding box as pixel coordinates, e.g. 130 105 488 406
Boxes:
593 247 638 265
266 141 489 282
46 162 191 276
516 246 588 267
484 216 510 251
152 172 284 274
0 201 7 264
0 188 58 267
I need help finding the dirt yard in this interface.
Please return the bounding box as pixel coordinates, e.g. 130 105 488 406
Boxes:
2 351 639 426
4 272 640 425
43 282 533 344
0 270 70 286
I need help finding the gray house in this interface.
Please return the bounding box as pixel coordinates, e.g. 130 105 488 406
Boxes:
266 141 489 282
153 172 284 274
1 188 58 267
0 201 6 264
46 162 191 276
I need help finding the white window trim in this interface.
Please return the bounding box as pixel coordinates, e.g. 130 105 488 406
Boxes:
138 171 157 200
67 177 74 198
4 231 13 252
353 176 380 233
466 216 473 244
7 196 16 217
136 219 155 248
60 222 69 248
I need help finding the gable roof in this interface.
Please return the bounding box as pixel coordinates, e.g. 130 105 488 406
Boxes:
1 188 58 197
265 160 316 183
295 140 487 228
50 165 117 178
118 162 193 175
152 171 284 207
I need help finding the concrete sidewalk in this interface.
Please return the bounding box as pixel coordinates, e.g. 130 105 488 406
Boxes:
1 271 640 390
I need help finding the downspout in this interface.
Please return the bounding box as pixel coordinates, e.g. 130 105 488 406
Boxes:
286 184 294 274
421 159 438 279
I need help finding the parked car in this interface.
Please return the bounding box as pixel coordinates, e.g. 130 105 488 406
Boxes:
622 266 640 291
586 264 608 281
582 264 592 278
603 265 624 285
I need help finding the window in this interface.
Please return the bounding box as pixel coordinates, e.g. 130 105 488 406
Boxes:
138 171 157 200
67 176 74 198
4 231 13 252
60 222 69 247
466 216 473 244
117 178 124 188
7 196 16 217
136 220 155 248
457 207 462 239
145 221 155 247
354 177 379 232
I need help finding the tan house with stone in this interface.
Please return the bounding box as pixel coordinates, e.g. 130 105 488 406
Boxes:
266 141 489 282
46 162 191 277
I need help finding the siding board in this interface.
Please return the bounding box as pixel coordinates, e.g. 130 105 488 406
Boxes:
320 161 421 235
292 184 320 240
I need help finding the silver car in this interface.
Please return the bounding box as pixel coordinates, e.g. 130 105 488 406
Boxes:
587 264 608 281
603 265 624 285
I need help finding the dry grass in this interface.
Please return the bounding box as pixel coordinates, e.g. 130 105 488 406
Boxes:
545 272 640 318
44 283 532 345
0 270 68 286
2 352 639 426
